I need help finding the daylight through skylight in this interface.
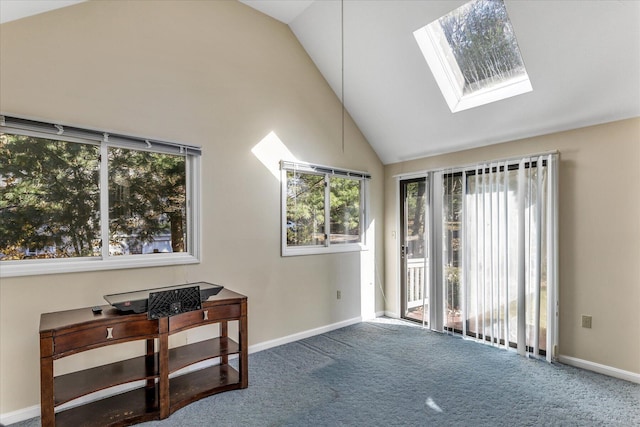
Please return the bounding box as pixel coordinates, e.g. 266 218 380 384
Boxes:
414 0 532 112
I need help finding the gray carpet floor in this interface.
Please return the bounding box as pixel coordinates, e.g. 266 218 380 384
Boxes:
11 318 640 426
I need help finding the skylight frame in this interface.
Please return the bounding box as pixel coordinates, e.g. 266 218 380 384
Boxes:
414 0 532 113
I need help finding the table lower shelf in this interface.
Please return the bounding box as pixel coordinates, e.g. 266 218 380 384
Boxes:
55 385 159 427
53 364 241 427
169 337 239 373
169 364 241 414
54 353 158 406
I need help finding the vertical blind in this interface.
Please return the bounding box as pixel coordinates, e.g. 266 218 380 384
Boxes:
439 153 558 361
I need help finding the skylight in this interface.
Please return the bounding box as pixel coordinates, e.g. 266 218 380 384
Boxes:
414 0 532 112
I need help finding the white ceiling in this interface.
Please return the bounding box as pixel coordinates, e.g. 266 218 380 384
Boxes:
3 1 640 164
0 0 84 24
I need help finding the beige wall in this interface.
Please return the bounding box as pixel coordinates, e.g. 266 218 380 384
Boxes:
0 0 384 414
385 118 640 375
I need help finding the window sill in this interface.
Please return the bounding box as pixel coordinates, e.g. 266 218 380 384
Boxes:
282 243 367 257
0 253 200 278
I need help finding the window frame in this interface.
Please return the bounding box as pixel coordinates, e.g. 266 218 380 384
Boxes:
0 115 201 278
413 0 532 113
280 161 369 257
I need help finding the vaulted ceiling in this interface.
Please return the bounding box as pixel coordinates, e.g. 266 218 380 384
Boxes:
3 1 639 164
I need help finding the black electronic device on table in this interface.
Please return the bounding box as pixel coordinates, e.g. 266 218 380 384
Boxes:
104 282 224 314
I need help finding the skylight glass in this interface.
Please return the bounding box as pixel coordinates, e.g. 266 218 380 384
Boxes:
414 0 532 112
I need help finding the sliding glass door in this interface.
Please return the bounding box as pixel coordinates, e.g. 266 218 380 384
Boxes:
400 178 428 325
399 154 558 361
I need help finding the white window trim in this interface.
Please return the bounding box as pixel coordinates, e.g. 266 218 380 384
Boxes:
0 115 202 278
280 162 369 257
1 252 200 278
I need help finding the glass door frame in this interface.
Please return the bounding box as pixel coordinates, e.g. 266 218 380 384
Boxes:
399 177 429 326
398 173 444 332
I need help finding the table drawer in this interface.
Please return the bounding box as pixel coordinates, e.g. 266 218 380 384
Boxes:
169 304 241 332
54 319 158 355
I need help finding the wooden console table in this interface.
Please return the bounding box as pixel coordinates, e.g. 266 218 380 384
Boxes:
39 288 247 427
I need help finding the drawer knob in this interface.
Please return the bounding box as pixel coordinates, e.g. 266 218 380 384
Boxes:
203 310 209 320
106 327 114 339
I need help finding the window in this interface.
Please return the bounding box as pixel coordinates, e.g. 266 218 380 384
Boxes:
281 161 369 256
414 0 532 112
108 147 187 256
0 135 101 260
0 115 201 277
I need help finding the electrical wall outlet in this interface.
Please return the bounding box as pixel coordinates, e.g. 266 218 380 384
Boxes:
337 290 341 300
581 315 592 329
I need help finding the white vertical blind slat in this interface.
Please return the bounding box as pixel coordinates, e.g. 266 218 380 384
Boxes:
502 161 510 349
533 157 544 357
547 154 559 362
475 171 481 342
486 165 496 344
516 159 527 355
461 170 467 338
481 165 487 342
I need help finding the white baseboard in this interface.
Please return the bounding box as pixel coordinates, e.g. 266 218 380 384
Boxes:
0 317 362 425
0 404 40 426
247 316 362 354
558 354 640 384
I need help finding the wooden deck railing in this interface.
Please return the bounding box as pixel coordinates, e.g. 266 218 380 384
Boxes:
407 258 427 309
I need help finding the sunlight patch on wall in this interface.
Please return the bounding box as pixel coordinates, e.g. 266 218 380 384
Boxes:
251 131 297 181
